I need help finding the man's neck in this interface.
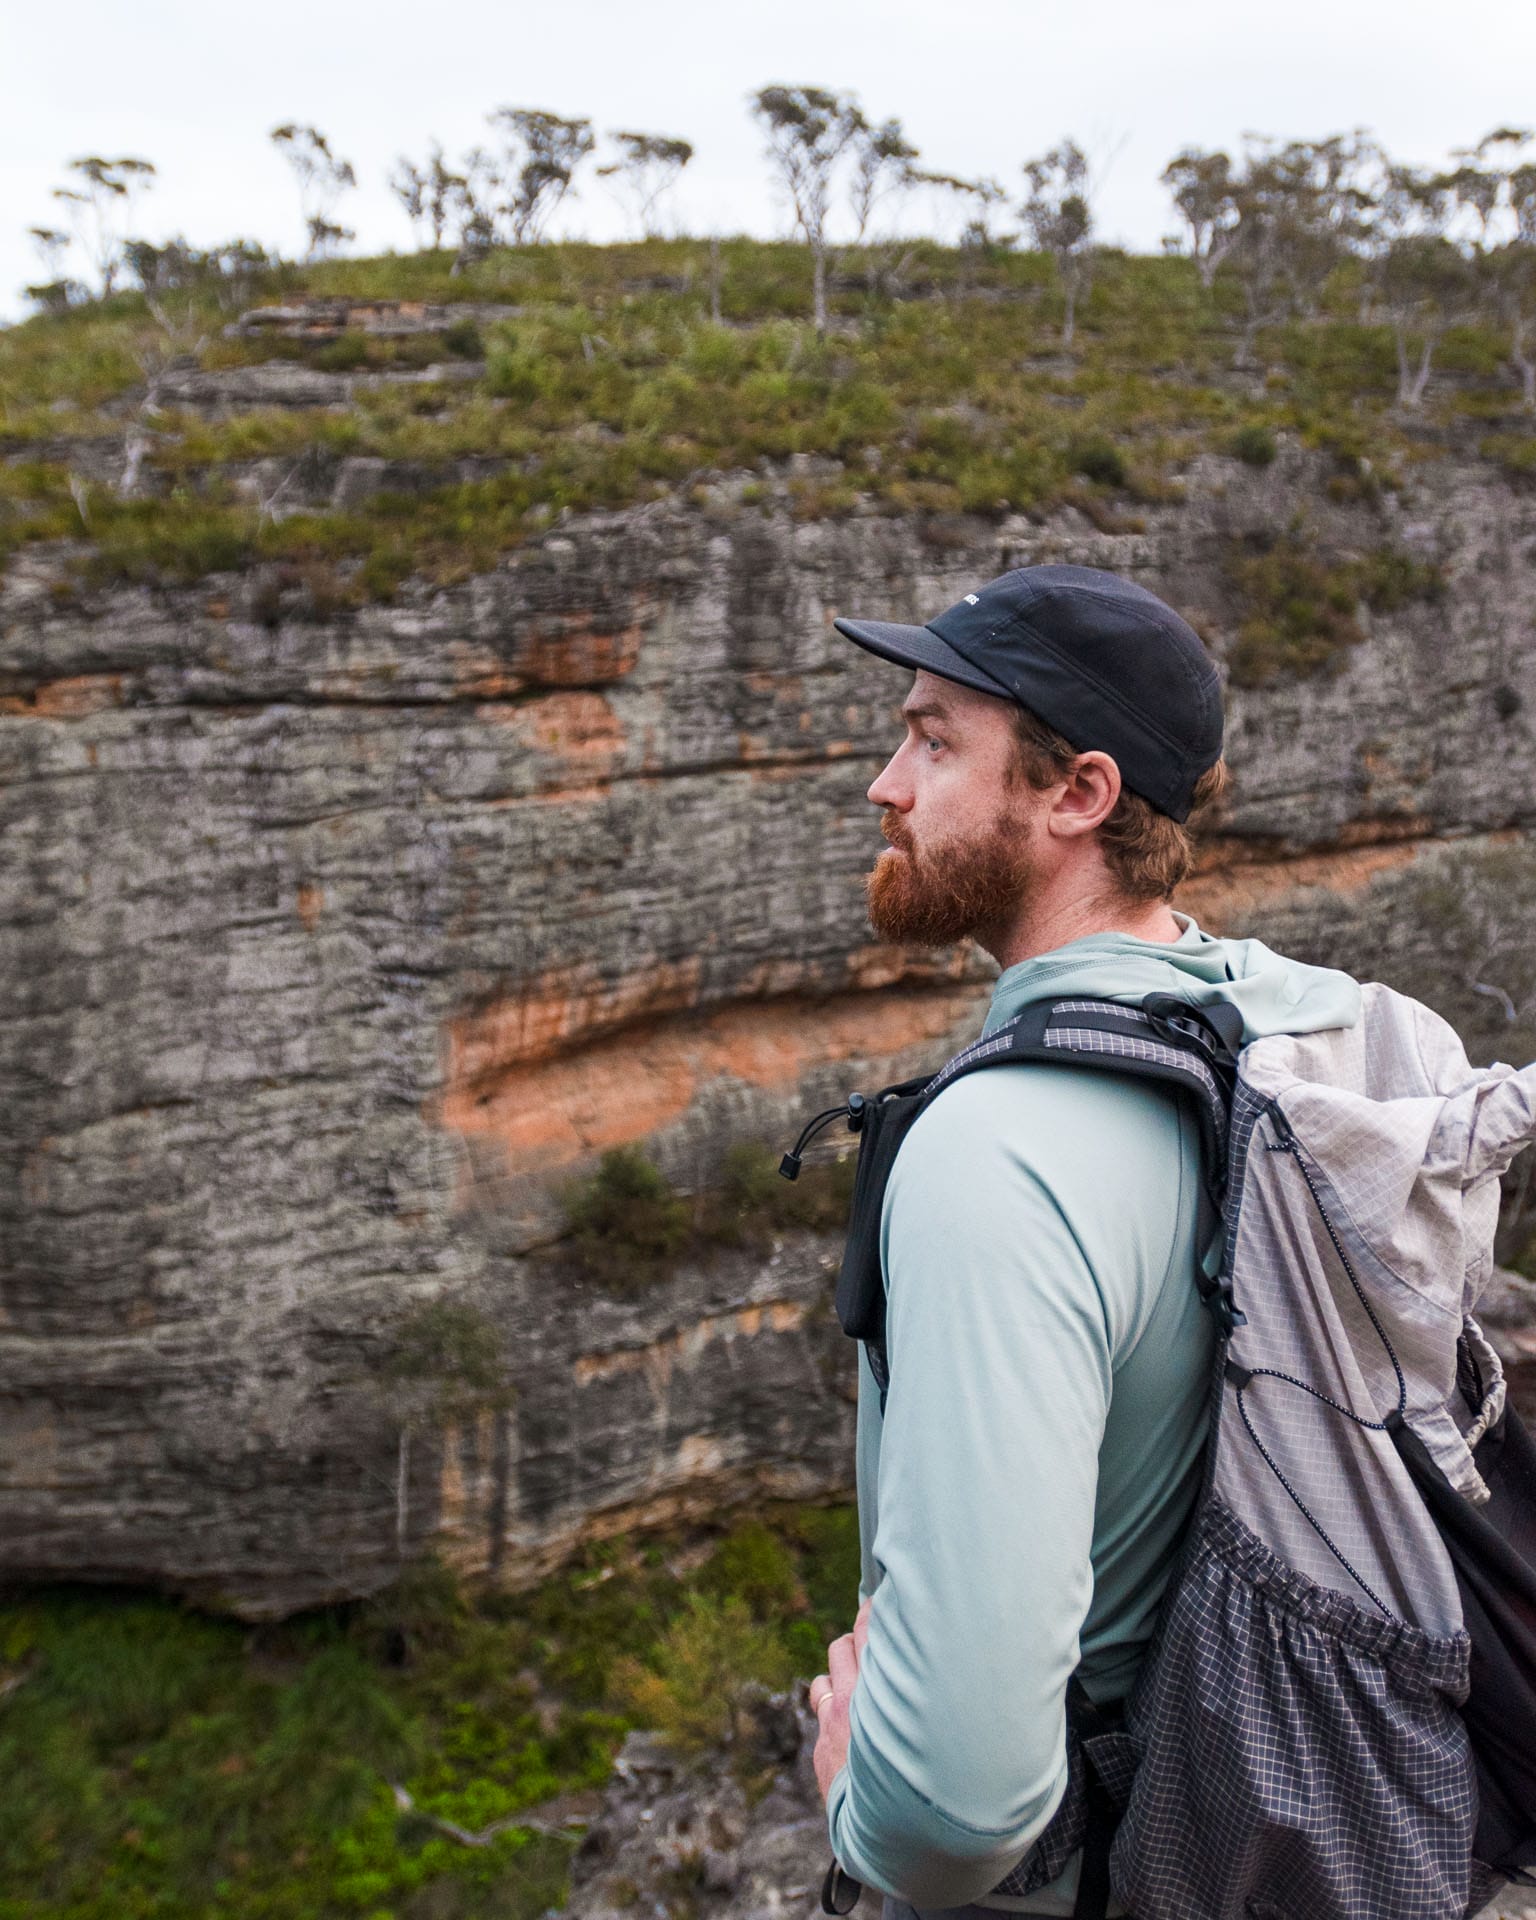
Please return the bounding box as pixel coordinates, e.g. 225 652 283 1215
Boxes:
983 884 1183 973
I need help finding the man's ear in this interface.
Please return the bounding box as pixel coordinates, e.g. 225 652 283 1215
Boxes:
1047 752 1122 839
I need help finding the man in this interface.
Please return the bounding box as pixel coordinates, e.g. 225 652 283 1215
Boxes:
804 565 1361 1918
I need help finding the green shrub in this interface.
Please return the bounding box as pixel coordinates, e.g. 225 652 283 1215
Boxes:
312 331 371 372
1481 433 1536 482
1227 423 1278 467
611 1595 793 1754
699 1522 804 1620
441 318 484 360
696 1142 856 1250
1225 533 1445 687
1357 546 1445 612
1226 535 1364 687
778 1506 862 1640
557 1137 855 1286
1066 435 1129 489
561 1147 692 1291
483 342 548 405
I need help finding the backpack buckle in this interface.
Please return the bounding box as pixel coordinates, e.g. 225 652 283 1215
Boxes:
1141 992 1244 1065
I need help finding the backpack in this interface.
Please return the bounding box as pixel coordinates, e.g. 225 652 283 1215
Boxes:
784 986 1536 1920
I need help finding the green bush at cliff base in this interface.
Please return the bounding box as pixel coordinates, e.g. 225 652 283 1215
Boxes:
697 1520 806 1621
0 1503 860 1920
612 1594 795 1756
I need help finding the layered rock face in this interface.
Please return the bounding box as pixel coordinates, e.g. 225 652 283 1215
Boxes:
2 447 1535 1617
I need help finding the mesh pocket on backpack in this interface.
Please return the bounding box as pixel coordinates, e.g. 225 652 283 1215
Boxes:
1113 1500 1476 1920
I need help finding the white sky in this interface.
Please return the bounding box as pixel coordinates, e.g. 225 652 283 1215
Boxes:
3 0 1535 324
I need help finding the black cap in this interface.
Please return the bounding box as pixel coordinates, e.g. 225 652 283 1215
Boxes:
835 564 1223 821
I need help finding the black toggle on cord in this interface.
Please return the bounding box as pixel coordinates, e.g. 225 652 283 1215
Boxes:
780 1094 866 1181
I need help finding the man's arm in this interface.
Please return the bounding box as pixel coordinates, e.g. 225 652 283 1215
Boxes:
823 1068 1120 1908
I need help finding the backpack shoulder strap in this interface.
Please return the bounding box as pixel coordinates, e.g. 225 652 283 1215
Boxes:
840 993 1242 1398
922 993 1237 1199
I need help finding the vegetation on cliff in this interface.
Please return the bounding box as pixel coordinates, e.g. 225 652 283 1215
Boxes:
557 1143 856 1293
0 1508 857 1920
0 234 1509 694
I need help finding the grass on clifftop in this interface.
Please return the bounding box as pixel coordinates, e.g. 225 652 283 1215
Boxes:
0 1506 858 1920
2 238 1529 612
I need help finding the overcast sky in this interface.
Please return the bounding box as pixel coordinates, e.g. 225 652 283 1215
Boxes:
4 0 1535 324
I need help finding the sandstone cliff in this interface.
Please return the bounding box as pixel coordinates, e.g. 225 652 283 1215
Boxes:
3 442 1535 1616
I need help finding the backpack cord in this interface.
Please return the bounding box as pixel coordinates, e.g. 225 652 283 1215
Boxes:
1266 1100 1409 1416
1226 1101 1415 1619
1231 1374 1395 1619
781 1098 864 1181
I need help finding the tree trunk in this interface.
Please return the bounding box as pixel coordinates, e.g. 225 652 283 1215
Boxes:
709 236 722 326
120 431 150 499
1408 337 1435 409
396 1424 410 1560
1061 273 1076 350
1394 324 1414 407
1513 315 1536 413
812 242 828 338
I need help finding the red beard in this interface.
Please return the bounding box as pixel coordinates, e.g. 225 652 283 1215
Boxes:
866 806 1039 948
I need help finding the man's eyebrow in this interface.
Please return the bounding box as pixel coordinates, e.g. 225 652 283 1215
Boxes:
900 699 953 723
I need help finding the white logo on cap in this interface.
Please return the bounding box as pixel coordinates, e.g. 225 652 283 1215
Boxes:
964 593 979 604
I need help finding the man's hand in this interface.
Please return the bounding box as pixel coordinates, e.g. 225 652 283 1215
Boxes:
808 1597 872 1803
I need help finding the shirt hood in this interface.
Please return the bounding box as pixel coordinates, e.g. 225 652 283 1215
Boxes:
983 912 1362 1044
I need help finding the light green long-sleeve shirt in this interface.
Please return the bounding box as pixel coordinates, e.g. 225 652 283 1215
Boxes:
825 914 1361 1913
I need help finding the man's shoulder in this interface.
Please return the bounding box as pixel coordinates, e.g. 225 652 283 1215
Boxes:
899 1051 1189 1184
884 1053 1195 1281
882 1052 1202 1345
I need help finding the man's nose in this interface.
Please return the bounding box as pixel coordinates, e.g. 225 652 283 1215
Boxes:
867 750 908 810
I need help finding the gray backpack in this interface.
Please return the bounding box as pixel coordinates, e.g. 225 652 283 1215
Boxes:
790 984 1536 1920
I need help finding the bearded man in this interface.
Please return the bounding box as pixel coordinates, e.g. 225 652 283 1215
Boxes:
802 566 1361 1920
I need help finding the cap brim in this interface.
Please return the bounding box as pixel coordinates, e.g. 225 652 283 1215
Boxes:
833 616 1015 701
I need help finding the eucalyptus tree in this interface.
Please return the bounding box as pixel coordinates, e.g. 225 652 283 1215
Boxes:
751 84 867 333
751 85 935 331
597 130 695 238
1448 129 1536 410
270 123 356 259
1256 134 1375 318
1161 148 1240 287
448 147 499 271
1021 140 1094 346
51 154 156 296
1364 158 1474 408
947 175 1012 252
389 141 459 250
487 107 595 244
24 225 78 312
1506 163 1536 408
1205 134 1374 365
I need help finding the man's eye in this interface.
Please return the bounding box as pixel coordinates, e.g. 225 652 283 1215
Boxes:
923 735 944 754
